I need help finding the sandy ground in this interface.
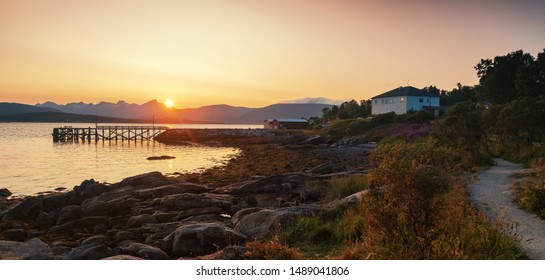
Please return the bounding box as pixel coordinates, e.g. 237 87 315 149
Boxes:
469 158 545 259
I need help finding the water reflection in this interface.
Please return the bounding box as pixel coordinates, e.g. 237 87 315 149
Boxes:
0 123 243 196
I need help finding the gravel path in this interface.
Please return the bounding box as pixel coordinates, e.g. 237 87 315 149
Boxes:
469 158 545 259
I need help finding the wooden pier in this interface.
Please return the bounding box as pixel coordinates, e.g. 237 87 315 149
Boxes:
52 126 169 142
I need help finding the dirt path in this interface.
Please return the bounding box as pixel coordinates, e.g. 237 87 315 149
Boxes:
469 158 545 259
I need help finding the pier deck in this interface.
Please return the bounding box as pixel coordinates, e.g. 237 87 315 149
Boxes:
52 125 169 142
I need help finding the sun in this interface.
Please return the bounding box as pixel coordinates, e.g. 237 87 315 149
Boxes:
164 99 174 108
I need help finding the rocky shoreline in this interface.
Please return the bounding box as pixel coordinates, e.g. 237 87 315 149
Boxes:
0 131 375 260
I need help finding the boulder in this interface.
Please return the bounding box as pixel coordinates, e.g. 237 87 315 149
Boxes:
5 195 44 220
166 223 247 257
112 231 141 244
303 135 327 145
119 172 170 188
57 205 83 225
0 188 11 198
176 207 223 220
36 212 55 229
123 243 170 260
231 208 263 225
234 205 319 240
81 235 109 246
73 179 110 202
127 214 158 228
64 244 116 260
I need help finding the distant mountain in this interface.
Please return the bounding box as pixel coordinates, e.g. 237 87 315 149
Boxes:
35 100 333 124
238 103 333 123
0 112 146 123
0 102 62 116
36 100 169 121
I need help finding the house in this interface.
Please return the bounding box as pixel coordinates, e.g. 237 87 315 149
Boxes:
371 86 440 115
263 118 309 129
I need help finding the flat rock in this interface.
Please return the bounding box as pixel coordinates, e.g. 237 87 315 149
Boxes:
81 195 138 216
135 183 210 199
0 238 53 260
81 235 109 246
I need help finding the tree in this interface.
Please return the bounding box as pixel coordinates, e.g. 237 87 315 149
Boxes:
516 49 545 98
475 50 534 104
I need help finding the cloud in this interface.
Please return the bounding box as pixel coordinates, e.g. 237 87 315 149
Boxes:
279 97 345 105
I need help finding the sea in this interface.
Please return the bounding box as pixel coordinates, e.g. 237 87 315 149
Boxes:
0 123 262 196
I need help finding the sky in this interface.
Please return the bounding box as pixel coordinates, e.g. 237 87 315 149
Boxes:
1 0 544 108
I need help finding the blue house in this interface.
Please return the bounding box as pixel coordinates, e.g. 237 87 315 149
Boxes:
371 86 440 115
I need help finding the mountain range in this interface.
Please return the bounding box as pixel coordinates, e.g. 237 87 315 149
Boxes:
1 100 333 124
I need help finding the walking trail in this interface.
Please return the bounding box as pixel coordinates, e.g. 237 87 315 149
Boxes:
469 158 545 259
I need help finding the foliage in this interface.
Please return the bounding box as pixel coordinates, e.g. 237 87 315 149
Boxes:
513 151 545 219
322 100 371 122
345 119 373 136
325 174 370 201
393 123 433 139
243 237 302 260
475 50 534 104
371 112 396 125
396 110 435 123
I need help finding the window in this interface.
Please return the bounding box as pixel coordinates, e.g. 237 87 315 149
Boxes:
419 98 424 103
374 100 378 104
400 97 405 103
426 98 430 102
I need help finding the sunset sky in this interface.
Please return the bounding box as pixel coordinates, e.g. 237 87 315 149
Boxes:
1 0 544 108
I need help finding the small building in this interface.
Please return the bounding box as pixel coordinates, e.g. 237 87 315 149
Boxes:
371 86 440 115
263 118 309 129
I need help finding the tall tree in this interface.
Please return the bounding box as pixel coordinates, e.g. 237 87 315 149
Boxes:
516 49 545 99
475 50 534 104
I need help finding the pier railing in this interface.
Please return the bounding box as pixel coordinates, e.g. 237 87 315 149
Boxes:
52 125 169 142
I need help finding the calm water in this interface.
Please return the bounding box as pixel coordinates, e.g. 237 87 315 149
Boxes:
0 123 261 196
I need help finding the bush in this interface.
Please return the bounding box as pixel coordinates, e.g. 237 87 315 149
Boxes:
244 238 302 260
372 112 396 125
346 119 373 136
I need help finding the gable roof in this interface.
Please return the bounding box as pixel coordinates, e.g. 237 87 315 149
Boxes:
372 86 439 99
264 118 309 123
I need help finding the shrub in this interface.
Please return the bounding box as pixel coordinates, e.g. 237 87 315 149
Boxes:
243 238 302 260
346 119 373 136
372 112 396 125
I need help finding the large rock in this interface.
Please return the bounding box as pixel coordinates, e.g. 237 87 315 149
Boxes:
64 244 116 260
166 223 247 257
0 238 53 260
73 179 110 202
231 208 263 225
119 172 170 188
123 243 170 260
127 214 158 228
135 183 210 199
234 205 319 240
0 188 11 198
5 196 44 220
57 205 83 225
36 212 55 229
81 235 109 246
81 195 138 216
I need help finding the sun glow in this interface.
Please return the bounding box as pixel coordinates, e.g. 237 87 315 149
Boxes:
165 99 174 108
